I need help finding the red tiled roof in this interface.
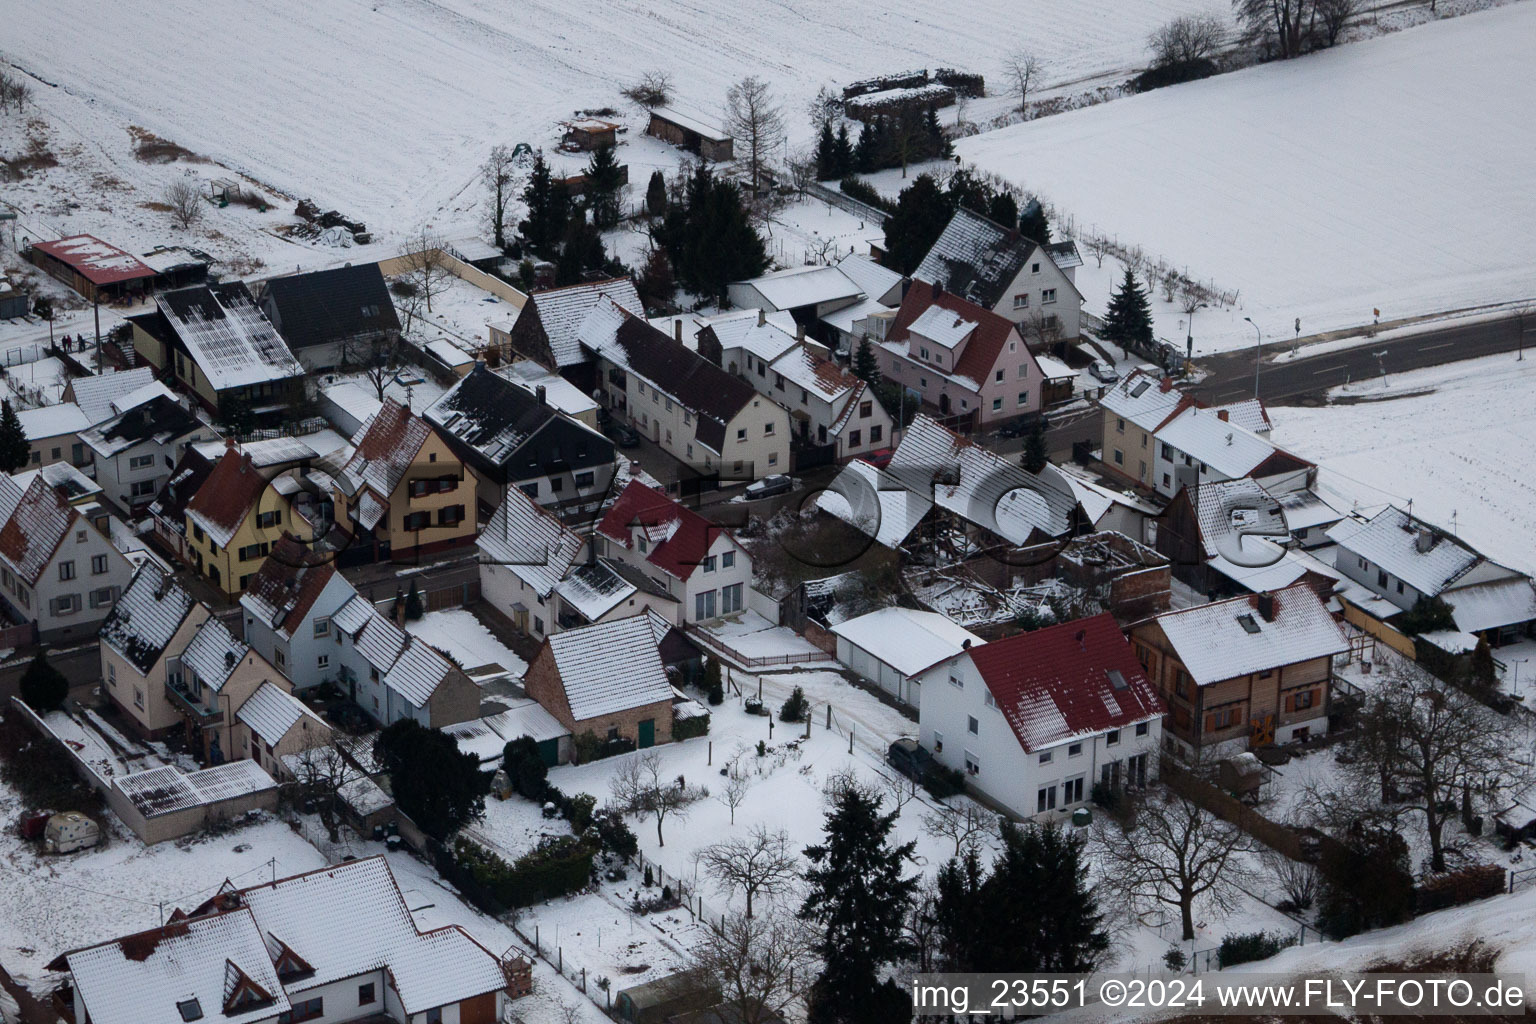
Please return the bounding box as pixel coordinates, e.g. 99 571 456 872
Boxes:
967 613 1164 753
596 480 724 582
0 477 77 585
344 399 432 498
32 234 157 286
186 443 270 548
886 279 1025 388
243 536 338 638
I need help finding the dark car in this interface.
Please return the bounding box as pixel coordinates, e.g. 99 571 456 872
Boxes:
744 474 793 500
612 424 641 448
887 738 935 782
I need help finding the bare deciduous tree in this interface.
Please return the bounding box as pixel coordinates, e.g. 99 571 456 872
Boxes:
1002 51 1045 115
881 768 920 818
164 177 204 230
399 230 451 314
1344 661 1523 873
1315 0 1356 47
1095 790 1258 940
1232 0 1349 58
717 768 753 826
355 334 403 402
611 751 705 847
1261 849 1318 910
1086 235 1110 269
1148 13 1226 67
622 70 672 109
724 76 786 193
482 145 517 249
690 912 817 1024
0 71 33 114
806 86 841 133
921 802 991 858
288 737 366 844
699 825 798 917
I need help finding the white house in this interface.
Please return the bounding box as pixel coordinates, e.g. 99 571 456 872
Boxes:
49 856 514 1024
915 612 1164 819
239 538 356 685
726 252 904 352
0 474 133 642
832 606 984 706
17 403 93 472
595 480 753 623
79 386 216 513
475 483 583 641
913 206 1085 346
584 298 791 481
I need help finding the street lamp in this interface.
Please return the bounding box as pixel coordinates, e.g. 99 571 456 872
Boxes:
1185 303 1207 363
1244 316 1262 399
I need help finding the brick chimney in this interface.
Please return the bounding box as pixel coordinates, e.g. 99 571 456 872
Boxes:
1217 409 1229 422
1159 377 1174 392
932 281 944 299
673 320 683 344
757 309 766 327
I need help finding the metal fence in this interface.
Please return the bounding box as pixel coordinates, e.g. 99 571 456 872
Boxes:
684 623 835 670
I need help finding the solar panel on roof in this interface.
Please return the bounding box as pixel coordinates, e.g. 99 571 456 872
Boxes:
1131 380 1151 397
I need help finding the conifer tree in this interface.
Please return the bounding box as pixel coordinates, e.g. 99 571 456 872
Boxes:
833 124 854 177
988 192 1019 230
645 170 668 218
1018 198 1052 243
854 120 876 173
584 145 625 228
1021 416 1049 473
980 822 1109 972
815 120 837 180
800 787 917 1023
1101 266 1155 358
519 152 569 255
853 336 880 385
19 651 68 712
0 400 29 474
882 174 953 274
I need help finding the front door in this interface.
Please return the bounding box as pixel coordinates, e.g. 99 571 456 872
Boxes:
638 719 655 748
939 392 951 414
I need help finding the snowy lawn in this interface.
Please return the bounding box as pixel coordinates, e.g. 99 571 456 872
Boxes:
960 4 1536 353
394 270 517 357
1268 351 1536 576
406 607 528 679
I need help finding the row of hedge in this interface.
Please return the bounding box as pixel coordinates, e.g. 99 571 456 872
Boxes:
449 834 597 910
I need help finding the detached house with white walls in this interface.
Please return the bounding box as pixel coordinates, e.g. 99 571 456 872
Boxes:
595 480 753 623
49 856 516 1024
0 474 132 643
914 206 1085 345
916 613 1164 819
476 483 583 641
79 386 216 513
584 299 791 481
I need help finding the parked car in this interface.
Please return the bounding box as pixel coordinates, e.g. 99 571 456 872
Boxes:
612 424 641 448
887 738 934 782
744 474 793 500
1089 360 1120 383
864 447 894 469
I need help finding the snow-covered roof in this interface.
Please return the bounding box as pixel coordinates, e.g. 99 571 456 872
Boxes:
477 484 582 596
528 277 642 367
181 615 250 694
342 399 432 498
17 402 90 440
13 460 102 504
555 558 638 622
886 414 1080 543
1099 369 1186 432
356 489 387 531
31 234 156 285
63 908 288 1024
768 345 860 403
157 283 303 391
816 458 932 549
80 394 204 460
701 309 801 364
495 361 600 417
736 264 862 312
1214 398 1272 435
650 104 731 142
831 607 983 677
1150 583 1348 687
1156 405 1286 480
382 637 455 707
332 594 374 635
1446 577 1536 633
820 295 894 337
908 305 977 349
1033 354 1076 379
99 565 199 674
69 367 158 425
483 698 570 744
1207 541 1317 594
237 681 326 745
1327 506 1485 596
0 475 79 585
1268 486 1343 532
834 252 903 303
1193 478 1289 560
114 760 278 818
320 381 385 433
193 436 319 469
545 614 671 721
223 857 506 1015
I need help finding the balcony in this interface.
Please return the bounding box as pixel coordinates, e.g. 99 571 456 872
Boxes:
165 678 221 726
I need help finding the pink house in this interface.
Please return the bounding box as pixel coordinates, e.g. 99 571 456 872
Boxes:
876 280 1050 429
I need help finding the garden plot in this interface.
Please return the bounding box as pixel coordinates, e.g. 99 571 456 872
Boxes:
960 4 1536 354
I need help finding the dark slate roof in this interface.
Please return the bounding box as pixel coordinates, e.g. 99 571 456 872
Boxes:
159 280 253 323
261 264 400 351
608 317 758 452
150 447 216 535
424 363 613 476
87 394 202 450
913 207 1038 310
99 564 198 674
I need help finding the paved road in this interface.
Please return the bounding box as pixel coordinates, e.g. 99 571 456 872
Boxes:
1188 312 1529 407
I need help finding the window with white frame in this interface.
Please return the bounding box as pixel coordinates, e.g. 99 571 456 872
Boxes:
967 715 978 735
1042 288 1057 303
964 750 981 775
1012 293 1029 309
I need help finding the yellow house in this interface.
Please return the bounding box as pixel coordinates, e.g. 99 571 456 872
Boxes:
184 440 314 597
335 398 481 561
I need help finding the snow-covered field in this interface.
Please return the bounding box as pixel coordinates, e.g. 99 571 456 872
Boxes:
1268 350 1536 576
960 3 1536 353
0 0 1229 238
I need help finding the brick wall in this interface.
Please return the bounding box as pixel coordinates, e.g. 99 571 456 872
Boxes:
523 645 674 746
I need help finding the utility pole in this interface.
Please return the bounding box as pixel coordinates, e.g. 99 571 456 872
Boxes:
1244 317 1262 400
